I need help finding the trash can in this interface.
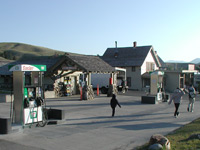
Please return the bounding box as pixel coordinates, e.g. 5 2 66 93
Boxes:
0 118 11 134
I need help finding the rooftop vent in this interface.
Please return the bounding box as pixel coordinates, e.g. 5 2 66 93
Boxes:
133 41 137 47
114 41 118 58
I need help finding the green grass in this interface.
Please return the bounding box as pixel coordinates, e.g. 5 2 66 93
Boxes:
135 118 200 150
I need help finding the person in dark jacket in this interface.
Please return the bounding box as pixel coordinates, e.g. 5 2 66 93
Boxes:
110 94 121 117
187 84 196 112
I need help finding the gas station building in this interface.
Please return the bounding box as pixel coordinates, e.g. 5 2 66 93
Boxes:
0 53 115 101
0 53 198 101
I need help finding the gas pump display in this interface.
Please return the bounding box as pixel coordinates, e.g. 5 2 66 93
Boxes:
64 77 72 96
9 64 47 126
23 87 43 124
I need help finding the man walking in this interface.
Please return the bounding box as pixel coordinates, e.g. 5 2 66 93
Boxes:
187 84 196 112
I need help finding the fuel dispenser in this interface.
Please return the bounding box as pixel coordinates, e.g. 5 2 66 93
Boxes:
150 71 164 101
9 64 47 127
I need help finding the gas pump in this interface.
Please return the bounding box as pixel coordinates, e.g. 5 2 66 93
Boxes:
9 64 47 127
150 71 164 101
64 77 72 96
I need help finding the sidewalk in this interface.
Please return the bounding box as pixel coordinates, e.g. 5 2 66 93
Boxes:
0 91 199 150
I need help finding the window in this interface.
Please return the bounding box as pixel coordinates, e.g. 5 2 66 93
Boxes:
127 77 131 87
132 66 136 72
146 62 155 72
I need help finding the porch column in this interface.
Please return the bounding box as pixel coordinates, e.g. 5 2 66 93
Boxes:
107 72 118 97
82 73 94 100
13 71 24 124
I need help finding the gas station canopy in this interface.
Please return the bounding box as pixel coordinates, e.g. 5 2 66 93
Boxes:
9 64 46 72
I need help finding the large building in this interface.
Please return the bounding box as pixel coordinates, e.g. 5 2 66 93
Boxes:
101 42 164 90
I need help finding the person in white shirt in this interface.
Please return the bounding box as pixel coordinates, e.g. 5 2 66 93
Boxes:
168 88 185 118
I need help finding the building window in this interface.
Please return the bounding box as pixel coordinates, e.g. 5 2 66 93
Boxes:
132 66 136 72
146 62 155 72
127 77 131 87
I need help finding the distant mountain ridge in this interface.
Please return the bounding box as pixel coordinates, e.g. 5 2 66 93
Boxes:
166 60 187 63
190 58 200 64
166 58 200 64
0 42 65 61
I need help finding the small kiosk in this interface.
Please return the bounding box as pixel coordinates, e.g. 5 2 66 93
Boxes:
9 64 47 127
150 71 164 101
141 71 164 104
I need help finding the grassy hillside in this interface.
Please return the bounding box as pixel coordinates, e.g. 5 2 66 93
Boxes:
0 56 14 62
0 42 65 60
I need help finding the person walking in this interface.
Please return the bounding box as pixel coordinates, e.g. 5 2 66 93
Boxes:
187 84 196 112
168 88 185 118
110 94 121 117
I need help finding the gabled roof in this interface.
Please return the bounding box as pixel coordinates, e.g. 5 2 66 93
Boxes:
65 53 115 73
46 53 115 75
102 46 162 67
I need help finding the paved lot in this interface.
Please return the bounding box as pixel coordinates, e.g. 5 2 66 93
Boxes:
0 91 200 150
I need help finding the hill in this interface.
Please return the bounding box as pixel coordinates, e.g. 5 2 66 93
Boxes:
165 60 187 63
0 42 65 60
0 56 14 62
190 58 200 64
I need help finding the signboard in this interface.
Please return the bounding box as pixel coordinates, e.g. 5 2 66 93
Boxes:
24 106 42 124
62 66 77 70
9 64 46 72
188 64 195 71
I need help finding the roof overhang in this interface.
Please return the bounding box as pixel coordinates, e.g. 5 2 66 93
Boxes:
182 70 198 73
46 54 115 77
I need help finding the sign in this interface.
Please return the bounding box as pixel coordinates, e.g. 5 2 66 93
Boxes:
24 107 42 124
62 66 77 70
9 64 46 72
188 64 195 71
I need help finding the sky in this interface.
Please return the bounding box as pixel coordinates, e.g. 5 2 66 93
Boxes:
1 0 200 62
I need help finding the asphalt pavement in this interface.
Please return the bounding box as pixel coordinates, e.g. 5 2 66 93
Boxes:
0 91 200 150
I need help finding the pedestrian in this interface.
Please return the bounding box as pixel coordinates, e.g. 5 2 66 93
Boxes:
110 94 121 117
168 88 185 118
187 84 196 112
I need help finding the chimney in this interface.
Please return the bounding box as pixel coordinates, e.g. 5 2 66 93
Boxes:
133 41 137 47
115 41 117 48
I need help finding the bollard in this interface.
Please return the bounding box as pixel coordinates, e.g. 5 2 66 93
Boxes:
97 84 99 96
109 77 112 85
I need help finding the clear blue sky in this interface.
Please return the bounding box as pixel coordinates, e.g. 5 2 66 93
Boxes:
1 0 200 62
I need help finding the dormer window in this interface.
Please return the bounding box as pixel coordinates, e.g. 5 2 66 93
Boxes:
114 52 118 58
